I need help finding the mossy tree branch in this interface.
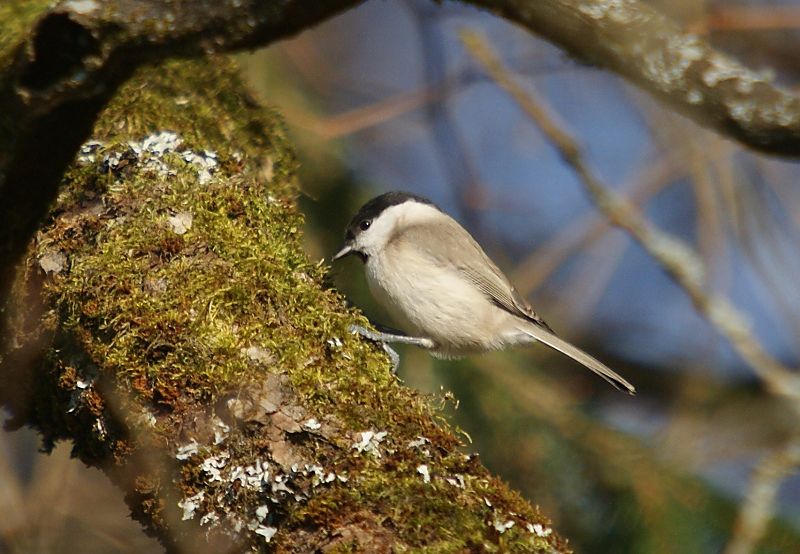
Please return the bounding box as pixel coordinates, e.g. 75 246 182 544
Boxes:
0 16 565 554
0 0 361 322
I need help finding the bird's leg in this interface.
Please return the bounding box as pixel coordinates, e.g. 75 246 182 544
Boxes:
349 323 434 374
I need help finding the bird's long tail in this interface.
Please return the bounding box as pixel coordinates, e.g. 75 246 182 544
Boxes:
519 324 636 395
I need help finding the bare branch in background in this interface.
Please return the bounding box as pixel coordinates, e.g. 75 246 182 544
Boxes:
724 436 800 554
688 7 800 33
510 155 682 296
461 30 800 401
464 0 800 157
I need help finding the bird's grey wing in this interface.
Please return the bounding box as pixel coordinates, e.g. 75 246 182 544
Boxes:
398 221 634 394
400 221 553 332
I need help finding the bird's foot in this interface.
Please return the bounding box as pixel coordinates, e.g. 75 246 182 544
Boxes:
349 324 433 374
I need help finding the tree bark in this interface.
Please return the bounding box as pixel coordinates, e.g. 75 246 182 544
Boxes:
466 0 800 156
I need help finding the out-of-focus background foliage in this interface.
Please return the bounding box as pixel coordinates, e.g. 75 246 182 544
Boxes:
3 1 800 552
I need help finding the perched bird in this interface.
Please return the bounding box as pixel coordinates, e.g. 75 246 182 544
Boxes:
333 191 635 394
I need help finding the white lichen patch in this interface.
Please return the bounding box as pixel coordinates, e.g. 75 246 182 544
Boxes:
137 407 157 427
181 150 219 185
81 131 221 185
176 439 200 460
39 250 67 275
352 430 389 458
242 345 274 366
93 418 107 440
270 474 293 495
167 211 193 235
326 336 343 349
64 0 99 15
129 131 181 156
577 0 638 23
199 511 220 527
702 53 757 88
493 518 515 533
407 435 431 458
255 504 269 520
686 89 703 105
177 446 349 546
253 524 277 543
642 33 705 92
77 140 104 164
303 418 322 431
201 452 230 482
527 523 553 538
178 491 205 521
212 417 230 445
445 474 466 489
416 464 431 484
231 459 270 490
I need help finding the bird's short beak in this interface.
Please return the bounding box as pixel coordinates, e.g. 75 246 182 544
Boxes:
332 244 353 261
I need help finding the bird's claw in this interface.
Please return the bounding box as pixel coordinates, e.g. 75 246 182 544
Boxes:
349 324 434 374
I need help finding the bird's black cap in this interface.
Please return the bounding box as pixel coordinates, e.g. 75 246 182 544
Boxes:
347 191 437 234
333 192 438 262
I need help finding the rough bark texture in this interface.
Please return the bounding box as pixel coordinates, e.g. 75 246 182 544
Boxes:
466 0 800 156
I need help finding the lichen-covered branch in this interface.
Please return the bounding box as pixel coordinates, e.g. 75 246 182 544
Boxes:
1 51 565 552
462 30 800 402
464 0 800 156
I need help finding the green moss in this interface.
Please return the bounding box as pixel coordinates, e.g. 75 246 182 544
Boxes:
290 452 556 552
0 0 52 71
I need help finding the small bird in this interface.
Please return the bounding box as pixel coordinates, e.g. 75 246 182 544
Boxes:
333 191 635 394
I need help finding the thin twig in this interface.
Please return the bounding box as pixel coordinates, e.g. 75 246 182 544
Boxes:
723 436 800 554
461 30 800 401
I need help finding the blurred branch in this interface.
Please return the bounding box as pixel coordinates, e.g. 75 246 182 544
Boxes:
464 0 800 156
468 355 800 552
510 154 681 296
723 436 800 554
281 80 451 139
688 7 800 33
462 30 800 401
408 3 485 232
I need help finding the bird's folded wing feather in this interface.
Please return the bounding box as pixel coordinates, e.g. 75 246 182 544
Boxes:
398 221 553 332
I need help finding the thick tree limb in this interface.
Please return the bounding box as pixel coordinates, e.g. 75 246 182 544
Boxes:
465 0 800 156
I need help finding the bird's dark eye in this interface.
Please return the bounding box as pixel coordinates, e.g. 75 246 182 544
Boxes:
359 219 371 231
